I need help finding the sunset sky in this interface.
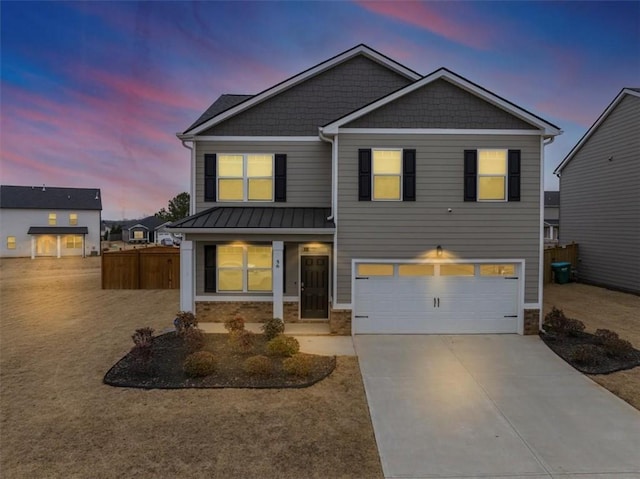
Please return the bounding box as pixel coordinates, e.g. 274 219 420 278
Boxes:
2 1 639 219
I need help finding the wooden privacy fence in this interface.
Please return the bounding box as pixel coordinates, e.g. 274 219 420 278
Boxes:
544 243 579 284
102 246 180 289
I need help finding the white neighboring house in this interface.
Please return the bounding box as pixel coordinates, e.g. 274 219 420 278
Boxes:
0 185 102 258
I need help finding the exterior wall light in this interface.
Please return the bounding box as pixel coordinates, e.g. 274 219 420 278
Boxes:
436 245 443 257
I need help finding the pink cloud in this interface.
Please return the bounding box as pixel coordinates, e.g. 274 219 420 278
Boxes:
354 1 495 49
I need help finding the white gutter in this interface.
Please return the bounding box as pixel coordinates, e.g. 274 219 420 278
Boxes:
178 134 196 215
318 128 336 221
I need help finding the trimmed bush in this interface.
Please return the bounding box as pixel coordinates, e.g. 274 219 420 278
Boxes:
132 327 154 348
243 355 273 377
266 335 300 357
184 327 205 353
282 354 313 377
174 311 198 336
543 307 585 336
603 338 634 358
570 344 604 365
224 316 245 333
130 327 154 370
183 351 217 377
262 317 285 341
228 329 255 354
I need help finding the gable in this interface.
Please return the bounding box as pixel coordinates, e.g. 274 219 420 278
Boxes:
343 79 537 130
200 55 413 136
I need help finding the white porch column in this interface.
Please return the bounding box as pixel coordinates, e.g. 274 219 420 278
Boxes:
550 225 555 240
82 235 86 258
31 236 36 259
272 241 284 320
180 240 194 312
56 235 61 258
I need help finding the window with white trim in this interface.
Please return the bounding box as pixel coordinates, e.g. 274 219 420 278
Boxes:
372 149 402 200
7 236 16 249
69 213 78 225
218 154 273 202
478 149 507 201
48 213 57 225
217 245 273 292
65 235 82 249
133 230 145 240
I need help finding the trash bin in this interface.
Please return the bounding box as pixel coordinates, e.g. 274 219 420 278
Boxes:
551 261 571 284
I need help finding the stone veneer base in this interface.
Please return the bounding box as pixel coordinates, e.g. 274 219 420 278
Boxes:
523 309 540 335
195 301 323 324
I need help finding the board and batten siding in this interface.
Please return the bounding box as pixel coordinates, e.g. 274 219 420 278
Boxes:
336 133 542 304
559 94 640 293
194 141 331 213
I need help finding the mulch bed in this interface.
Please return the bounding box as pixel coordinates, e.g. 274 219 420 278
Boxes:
104 332 336 389
540 331 640 375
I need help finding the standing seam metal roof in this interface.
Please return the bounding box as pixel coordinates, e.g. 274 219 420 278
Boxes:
169 207 334 229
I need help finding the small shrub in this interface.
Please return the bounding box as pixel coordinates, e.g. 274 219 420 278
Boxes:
130 327 154 371
262 318 285 340
594 329 619 343
132 327 154 348
184 327 205 353
228 329 256 354
543 307 585 336
224 315 245 333
183 351 217 377
570 344 604 365
243 355 273 377
174 311 198 336
282 354 313 377
266 335 300 357
603 338 634 358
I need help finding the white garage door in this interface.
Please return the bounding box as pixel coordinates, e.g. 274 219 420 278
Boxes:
353 262 520 334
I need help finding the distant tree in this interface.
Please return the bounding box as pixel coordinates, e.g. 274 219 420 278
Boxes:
156 192 190 222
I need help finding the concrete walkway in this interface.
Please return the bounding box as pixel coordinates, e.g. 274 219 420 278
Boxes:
355 335 640 479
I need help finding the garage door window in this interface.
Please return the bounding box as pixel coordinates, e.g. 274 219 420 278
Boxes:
357 264 394 276
480 264 516 276
440 264 475 276
398 264 434 276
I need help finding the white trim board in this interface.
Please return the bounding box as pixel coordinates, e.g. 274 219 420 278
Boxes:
168 228 336 235
338 128 543 135
193 136 322 142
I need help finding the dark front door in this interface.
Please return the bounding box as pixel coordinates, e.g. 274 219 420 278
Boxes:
300 255 329 319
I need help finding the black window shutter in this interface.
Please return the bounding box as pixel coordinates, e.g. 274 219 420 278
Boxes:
402 149 416 201
508 150 521 202
464 150 477 201
204 245 216 292
274 154 287 202
358 149 372 201
204 154 217 202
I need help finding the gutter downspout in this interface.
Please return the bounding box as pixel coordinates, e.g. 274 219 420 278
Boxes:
318 128 336 221
318 127 338 311
178 136 196 216
538 134 557 332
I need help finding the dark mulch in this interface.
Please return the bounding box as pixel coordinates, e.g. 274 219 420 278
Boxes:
104 332 336 389
540 331 640 375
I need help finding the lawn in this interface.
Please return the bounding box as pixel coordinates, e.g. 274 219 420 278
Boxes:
544 282 640 410
0 257 383 479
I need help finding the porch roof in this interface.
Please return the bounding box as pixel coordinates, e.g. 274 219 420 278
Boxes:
28 227 89 235
169 207 335 231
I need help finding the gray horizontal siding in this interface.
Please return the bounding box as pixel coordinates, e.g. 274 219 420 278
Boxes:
559 94 640 293
345 79 536 130
202 56 412 136
195 141 331 212
336 133 542 304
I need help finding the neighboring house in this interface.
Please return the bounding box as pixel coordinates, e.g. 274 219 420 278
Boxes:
122 216 165 243
170 44 561 335
0 185 102 258
544 191 559 245
554 88 639 294
155 222 182 246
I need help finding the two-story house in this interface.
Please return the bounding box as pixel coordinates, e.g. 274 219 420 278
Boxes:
0 185 102 258
171 45 561 335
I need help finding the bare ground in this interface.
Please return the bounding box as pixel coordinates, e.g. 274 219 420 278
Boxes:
544 282 640 410
0 257 382 479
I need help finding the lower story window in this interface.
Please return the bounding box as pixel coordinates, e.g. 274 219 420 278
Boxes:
7 236 16 249
217 245 272 292
65 235 83 249
133 230 145 240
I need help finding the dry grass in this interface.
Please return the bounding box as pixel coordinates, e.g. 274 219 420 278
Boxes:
0 257 382 479
544 282 640 410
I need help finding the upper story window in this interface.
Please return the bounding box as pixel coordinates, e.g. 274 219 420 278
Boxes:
464 149 521 202
359 148 416 202
205 153 287 203
48 213 56 225
69 213 78 225
7 236 16 249
218 154 273 202
478 150 507 201
372 149 402 200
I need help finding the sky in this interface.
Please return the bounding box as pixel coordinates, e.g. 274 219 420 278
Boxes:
1 1 639 220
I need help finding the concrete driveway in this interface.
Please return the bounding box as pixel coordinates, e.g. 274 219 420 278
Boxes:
355 335 640 479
